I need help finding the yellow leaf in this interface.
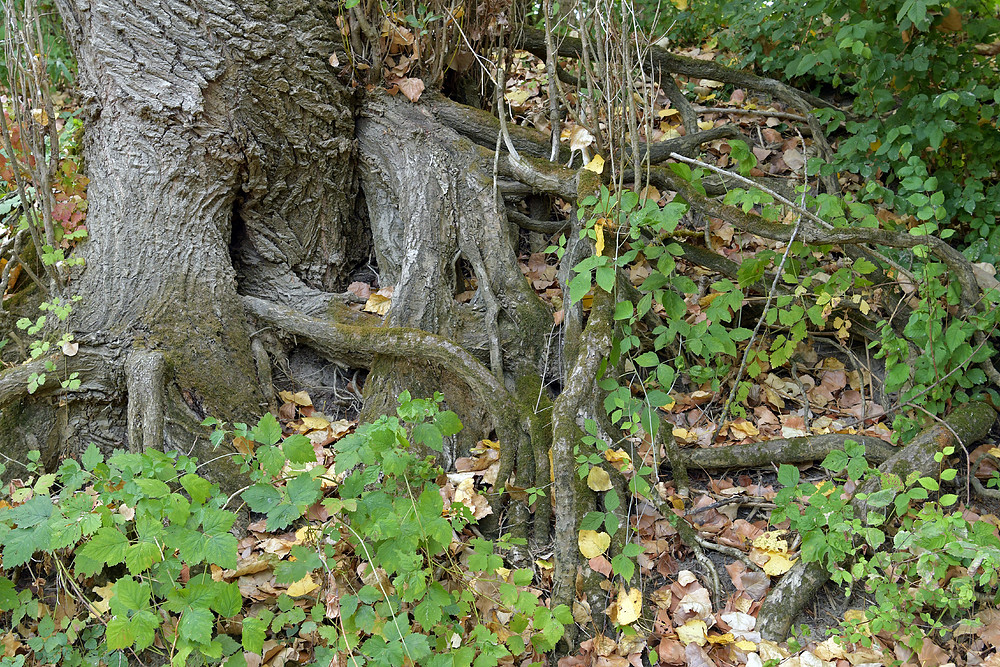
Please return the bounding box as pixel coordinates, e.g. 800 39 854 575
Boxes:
584 154 605 174
676 619 708 646
301 416 331 430
604 449 632 466
287 573 319 597
657 108 679 118
587 466 612 491
594 220 606 257
697 120 714 131
30 108 49 127
752 530 790 552
364 293 392 315
294 526 318 545
669 0 688 10
504 88 532 107
734 640 757 651
761 553 796 576
672 427 697 444
728 419 759 438
279 390 313 407
706 633 735 645
611 587 642 626
90 584 115 616
578 530 611 558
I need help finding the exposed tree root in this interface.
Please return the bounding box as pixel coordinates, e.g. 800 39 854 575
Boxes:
756 401 997 640
429 92 741 169
240 296 533 516
125 349 166 453
550 288 615 647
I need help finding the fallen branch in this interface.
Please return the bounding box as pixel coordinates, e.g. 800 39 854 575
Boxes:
677 433 898 471
0 349 113 410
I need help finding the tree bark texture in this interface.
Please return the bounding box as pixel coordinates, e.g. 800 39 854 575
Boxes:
32 0 363 467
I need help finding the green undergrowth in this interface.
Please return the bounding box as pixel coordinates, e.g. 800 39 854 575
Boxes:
0 394 569 667
773 441 1000 651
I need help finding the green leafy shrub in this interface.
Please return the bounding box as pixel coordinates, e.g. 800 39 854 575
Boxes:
718 0 1000 256
772 443 1000 649
0 394 565 666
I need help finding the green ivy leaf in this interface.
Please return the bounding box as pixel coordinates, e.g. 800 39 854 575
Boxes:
113 576 151 614
81 443 104 471
777 464 800 487
125 540 163 574
212 582 243 618
131 610 160 651
180 474 214 505
434 410 463 436
256 445 285 477
242 485 282 515
179 607 214 646
286 472 322 509
568 271 592 304
265 503 302 532
412 422 444 452
595 266 615 292
105 616 135 650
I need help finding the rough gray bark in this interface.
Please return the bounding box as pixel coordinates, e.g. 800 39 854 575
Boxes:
26 0 363 471
355 93 553 464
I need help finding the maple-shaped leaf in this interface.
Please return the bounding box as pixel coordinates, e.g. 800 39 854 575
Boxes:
252 412 282 446
77 526 128 574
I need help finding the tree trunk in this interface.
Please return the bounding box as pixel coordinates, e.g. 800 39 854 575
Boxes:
34 0 361 473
